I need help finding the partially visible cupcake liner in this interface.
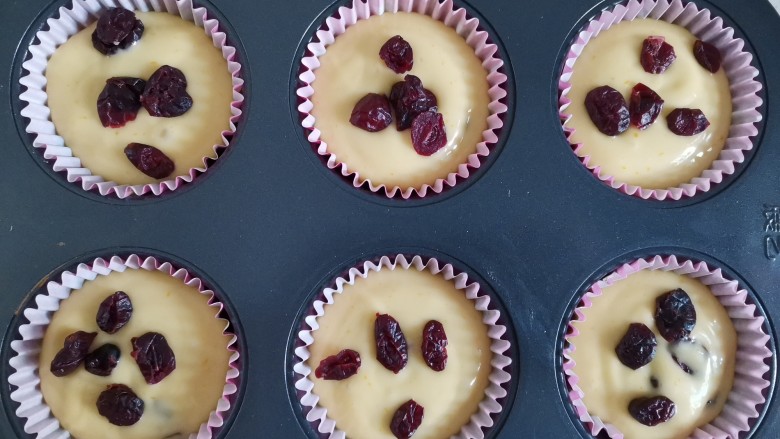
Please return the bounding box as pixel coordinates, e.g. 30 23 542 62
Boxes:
19 0 244 198
563 255 772 438
292 254 512 438
297 0 508 199
558 0 763 201
7 254 240 439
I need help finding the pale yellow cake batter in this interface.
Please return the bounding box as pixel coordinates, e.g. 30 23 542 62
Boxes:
564 20 732 189
46 12 233 185
570 270 736 439
311 13 490 190
39 269 231 439
308 268 492 438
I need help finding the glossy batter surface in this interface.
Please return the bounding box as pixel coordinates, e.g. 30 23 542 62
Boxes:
309 268 492 438
311 12 490 190
564 19 732 189
46 12 233 185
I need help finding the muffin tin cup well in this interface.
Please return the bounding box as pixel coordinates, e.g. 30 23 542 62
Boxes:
18 0 244 199
6 253 241 439
562 255 772 438
558 0 763 201
296 0 508 200
292 253 513 439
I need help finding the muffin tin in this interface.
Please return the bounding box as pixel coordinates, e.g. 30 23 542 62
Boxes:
1 0 779 437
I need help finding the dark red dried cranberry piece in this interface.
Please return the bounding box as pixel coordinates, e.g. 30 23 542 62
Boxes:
411 111 447 156
670 341 708 374
50 331 97 377
350 93 393 132
422 320 448 371
91 8 144 55
140 65 192 118
389 75 438 131
671 353 694 375
641 36 676 74
628 396 676 426
375 314 408 373
390 399 424 439
124 143 175 179
693 40 722 73
96 384 144 426
96 291 133 334
629 83 664 130
380 35 414 74
615 323 657 370
85 344 121 377
655 289 697 342
315 349 361 380
131 332 176 384
650 376 660 389
666 108 710 136
97 77 146 128
584 85 630 136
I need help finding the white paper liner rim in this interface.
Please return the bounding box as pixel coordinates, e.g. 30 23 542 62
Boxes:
7 254 241 439
19 0 245 198
297 0 508 199
292 254 513 438
562 255 772 438
558 0 763 201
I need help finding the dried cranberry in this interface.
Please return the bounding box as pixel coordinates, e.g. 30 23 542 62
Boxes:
50 331 97 377
97 77 146 128
615 323 657 370
422 320 448 371
628 396 676 426
667 108 710 136
389 75 438 130
380 35 414 74
641 36 676 74
411 111 447 156
650 376 659 389
669 340 708 375
693 40 722 73
655 289 697 342
131 332 176 384
671 354 694 375
124 143 175 179
85 344 121 377
390 399 424 439
140 65 193 118
315 349 361 380
96 291 133 334
584 85 630 136
629 83 664 130
91 8 144 55
97 384 144 426
375 314 408 373
350 93 393 132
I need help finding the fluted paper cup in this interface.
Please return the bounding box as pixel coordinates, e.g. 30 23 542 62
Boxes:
19 0 244 198
298 0 508 199
559 0 762 200
293 254 512 438
563 255 772 438
8 254 240 439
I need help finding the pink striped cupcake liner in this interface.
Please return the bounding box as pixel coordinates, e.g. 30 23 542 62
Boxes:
297 0 508 199
293 254 512 438
7 254 241 439
563 255 772 438
19 0 244 198
558 0 763 201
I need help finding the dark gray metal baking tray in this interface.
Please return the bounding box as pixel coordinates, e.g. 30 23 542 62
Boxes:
1 0 779 437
